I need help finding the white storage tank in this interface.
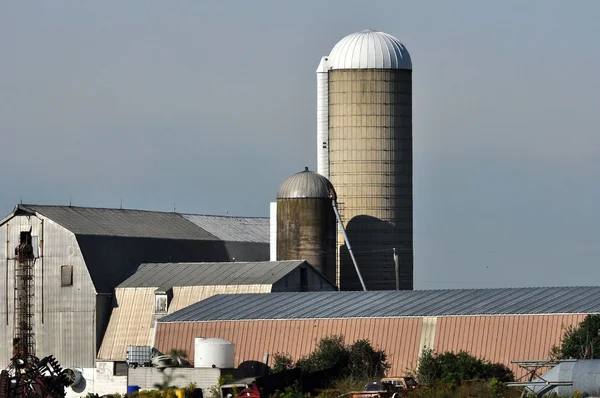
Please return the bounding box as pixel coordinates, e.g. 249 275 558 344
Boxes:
194 337 235 368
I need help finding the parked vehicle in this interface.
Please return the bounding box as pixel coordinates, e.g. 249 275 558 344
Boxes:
381 377 417 391
348 377 418 398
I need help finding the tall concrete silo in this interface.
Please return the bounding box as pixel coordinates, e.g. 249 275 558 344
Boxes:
317 29 413 291
276 167 337 284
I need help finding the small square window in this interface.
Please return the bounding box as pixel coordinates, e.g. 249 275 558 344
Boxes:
61 265 73 287
114 361 128 376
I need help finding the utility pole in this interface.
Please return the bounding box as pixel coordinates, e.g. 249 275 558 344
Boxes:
394 248 400 290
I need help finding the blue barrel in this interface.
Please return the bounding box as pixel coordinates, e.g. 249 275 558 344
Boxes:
127 385 140 394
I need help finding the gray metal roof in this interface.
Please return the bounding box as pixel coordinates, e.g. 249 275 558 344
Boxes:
14 204 268 241
118 260 308 290
158 286 600 323
277 167 335 199
182 214 268 243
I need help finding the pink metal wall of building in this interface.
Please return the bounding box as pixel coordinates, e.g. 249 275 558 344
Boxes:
155 314 585 378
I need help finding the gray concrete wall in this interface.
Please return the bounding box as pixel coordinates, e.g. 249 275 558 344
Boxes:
328 69 413 290
128 367 221 396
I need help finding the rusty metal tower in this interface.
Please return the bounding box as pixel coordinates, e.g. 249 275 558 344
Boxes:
13 231 36 360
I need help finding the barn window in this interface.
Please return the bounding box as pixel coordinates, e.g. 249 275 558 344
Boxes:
61 265 73 287
154 293 168 313
114 361 128 376
31 236 40 259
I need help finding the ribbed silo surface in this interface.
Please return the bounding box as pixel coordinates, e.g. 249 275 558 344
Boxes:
276 169 337 284
326 30 413 291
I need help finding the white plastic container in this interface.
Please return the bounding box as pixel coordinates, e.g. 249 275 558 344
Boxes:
194 337 235 368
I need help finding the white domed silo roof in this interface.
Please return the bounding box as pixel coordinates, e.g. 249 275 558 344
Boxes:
327 29 412 70
277 167 335 199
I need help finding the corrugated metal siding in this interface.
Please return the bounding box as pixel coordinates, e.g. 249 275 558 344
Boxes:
0 215 97 368
434 314 586 378
98 285 273 361
154 318 423 374
97 287 156 360
157 288 600 323
155 314 586 379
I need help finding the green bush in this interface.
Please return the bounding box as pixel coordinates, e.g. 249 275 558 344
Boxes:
295 335 389 379
416 348 514 387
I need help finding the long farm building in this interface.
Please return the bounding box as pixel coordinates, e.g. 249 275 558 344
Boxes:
154 287 599 378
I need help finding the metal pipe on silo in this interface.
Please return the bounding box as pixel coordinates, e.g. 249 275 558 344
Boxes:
332 200 366 291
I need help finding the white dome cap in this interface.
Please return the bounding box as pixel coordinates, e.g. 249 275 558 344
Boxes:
327 29 412 70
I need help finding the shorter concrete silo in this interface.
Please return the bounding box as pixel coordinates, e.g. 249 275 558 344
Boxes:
276 167 337 284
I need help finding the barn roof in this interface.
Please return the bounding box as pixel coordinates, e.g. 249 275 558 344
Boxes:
118 260 321 290
158 286 600 322
14 204 268 242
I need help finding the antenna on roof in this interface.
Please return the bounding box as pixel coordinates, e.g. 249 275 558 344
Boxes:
173 201 176 213
69 196 72 207
120 198 123 209
20 196 22 205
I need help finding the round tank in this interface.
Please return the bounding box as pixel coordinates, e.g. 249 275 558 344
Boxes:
276 167 337 284
532 359 600 396
318 30 413 291
194 337 235 369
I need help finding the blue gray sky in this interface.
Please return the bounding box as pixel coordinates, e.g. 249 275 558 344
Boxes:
2 1 599 289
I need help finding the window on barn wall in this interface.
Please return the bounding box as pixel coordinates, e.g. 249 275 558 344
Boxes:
114 361 127 376
154 293 168 313
61 265 73 287
31 236 40 259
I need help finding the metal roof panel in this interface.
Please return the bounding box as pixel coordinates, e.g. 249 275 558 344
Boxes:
158 286 600 322
118 260 310 290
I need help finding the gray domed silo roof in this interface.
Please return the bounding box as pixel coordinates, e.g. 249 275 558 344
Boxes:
277 167 335 199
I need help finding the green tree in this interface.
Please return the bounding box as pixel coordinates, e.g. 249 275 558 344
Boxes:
551 314 600 359
347 339 390 379
296 335 349 373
